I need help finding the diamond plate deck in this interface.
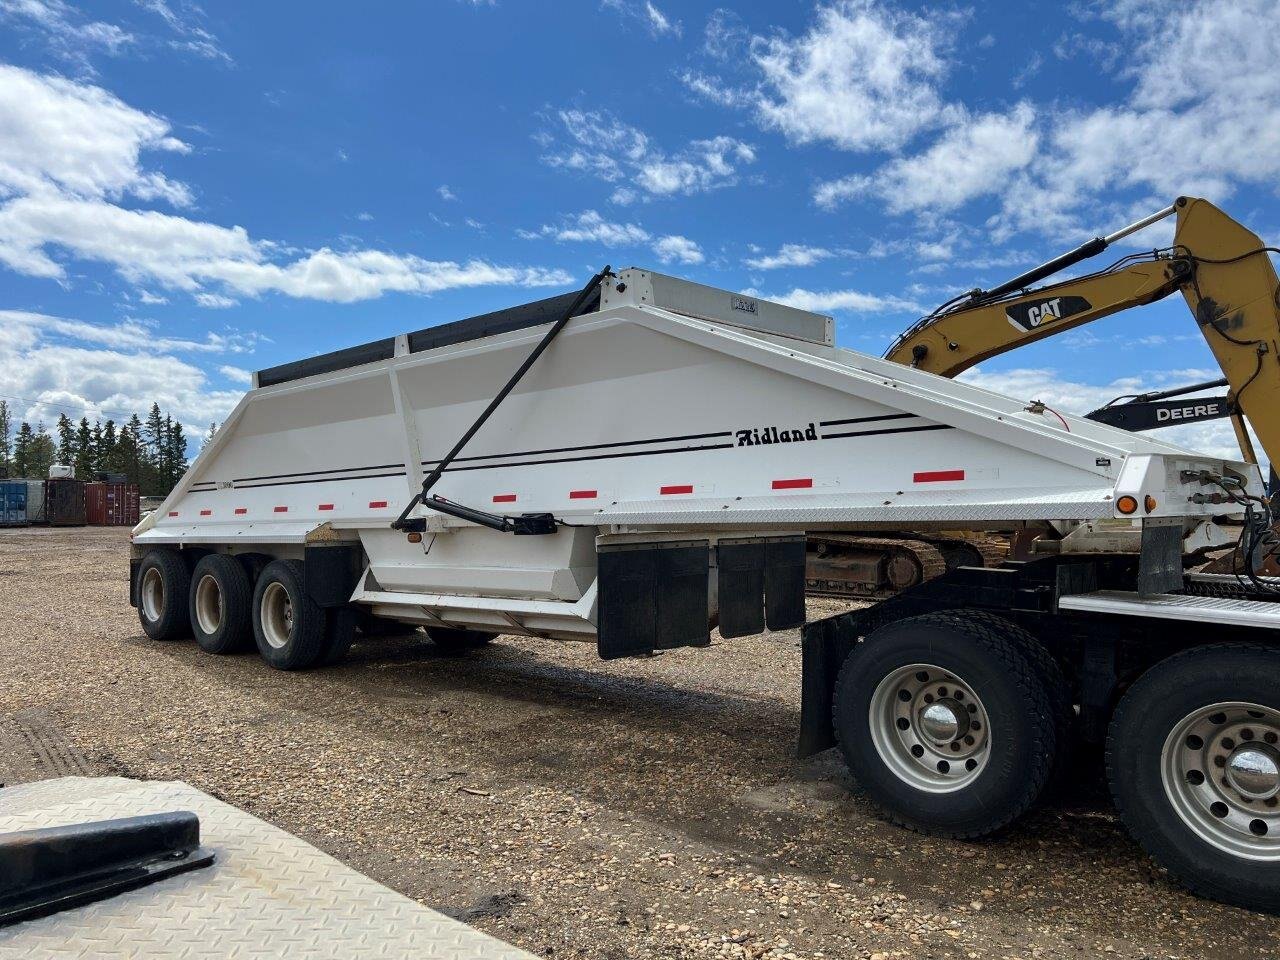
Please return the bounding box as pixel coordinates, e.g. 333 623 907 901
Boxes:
0 777 535 959
1058 589 1280 628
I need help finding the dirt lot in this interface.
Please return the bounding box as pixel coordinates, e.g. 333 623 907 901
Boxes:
2 526 1278 959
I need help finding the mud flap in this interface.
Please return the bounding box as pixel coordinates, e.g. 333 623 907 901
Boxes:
1138 517 1183 597
304 544 362 608
597 541 709 659
717 536 807 638
798 615 857 757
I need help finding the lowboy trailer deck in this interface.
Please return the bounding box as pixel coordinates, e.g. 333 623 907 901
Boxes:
131 268 1280 912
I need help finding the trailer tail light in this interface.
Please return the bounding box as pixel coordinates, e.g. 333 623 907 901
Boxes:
168 511 178 517
318 503 334 511
273 506 288 513
492 494 517 503
1116 495 1139 515
369 500 388 509
660 485 694 495
199 509 212 516
913 470 965 483
1144 495 1158 513
234 508 248 515
569 490 598 499
772 478 813 490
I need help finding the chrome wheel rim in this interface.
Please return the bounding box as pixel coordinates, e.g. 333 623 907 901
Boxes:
141 567 164 623
869 662 991 793
194 574 223 635
260 581 293 650
1162 701 1280 860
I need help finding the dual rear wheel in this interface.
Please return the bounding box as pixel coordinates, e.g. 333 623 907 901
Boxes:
836 614 1280 912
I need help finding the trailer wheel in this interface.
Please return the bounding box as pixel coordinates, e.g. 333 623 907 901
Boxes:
252 559 326 670
833 611 1056 838
1107 644 1280 913
189 554 253 654
137 549 191 641
945 609 1075 797
426 628 497 653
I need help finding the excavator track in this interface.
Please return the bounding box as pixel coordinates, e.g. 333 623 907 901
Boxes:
805 533 1010 601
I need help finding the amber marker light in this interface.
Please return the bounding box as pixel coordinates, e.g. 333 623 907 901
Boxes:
1144 495 1158 513
1116 495 1139 515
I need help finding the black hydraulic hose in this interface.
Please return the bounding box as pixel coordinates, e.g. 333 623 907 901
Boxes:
392 265 611 531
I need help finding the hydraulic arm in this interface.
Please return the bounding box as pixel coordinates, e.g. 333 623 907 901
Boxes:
884 197 1280 464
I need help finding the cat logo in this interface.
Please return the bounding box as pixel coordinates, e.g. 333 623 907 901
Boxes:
1005 295 1092 333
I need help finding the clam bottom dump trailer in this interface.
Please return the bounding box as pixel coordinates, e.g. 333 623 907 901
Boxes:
131 266 1280 912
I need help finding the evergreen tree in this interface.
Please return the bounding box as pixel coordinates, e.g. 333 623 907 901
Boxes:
56 414 75 467
124 415 145 487
99 420 119 474
0 400 10 475
13 422 33 477
74 417 94 479
28 422 54 479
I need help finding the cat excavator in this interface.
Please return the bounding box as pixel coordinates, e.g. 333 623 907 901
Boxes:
807 196 1280 597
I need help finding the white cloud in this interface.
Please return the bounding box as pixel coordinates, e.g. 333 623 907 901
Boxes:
0 63 190 205
685 0 957 152
0 310 262 354
0 67 573 304
0 0 134 69
218 365 252 384
542 109 754 199
958 365 1247 461
601 0 682 39
135 0 230 62
521 209 651 246
437 184 457 201
521 211 703 265
136 290 168 305
652 234 704 264
194 292 237 308
815 103 1039 213
744 243 833 270
355 211 374 222
762 287 923 314
0 310 251 432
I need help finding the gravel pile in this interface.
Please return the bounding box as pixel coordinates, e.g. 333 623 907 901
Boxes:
1 526 1277 959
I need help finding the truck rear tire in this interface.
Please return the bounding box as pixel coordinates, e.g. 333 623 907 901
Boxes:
426 627 497 653
833 611 1056 838
1107 643 1280 913
189 554 253 654
944 609 1075 798
137 549 191 641
252 559 327 670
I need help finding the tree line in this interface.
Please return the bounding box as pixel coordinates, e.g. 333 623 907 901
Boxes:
0 401 191 495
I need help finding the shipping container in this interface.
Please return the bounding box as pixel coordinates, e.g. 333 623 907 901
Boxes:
85 481 140 526
0 480 28 527
24 479 46 524
45 478 86 526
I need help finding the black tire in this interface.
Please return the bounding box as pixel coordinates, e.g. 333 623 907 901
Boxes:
946 609 1076 798
189 554 254 655
252 559 327 670
1107 643 1280 913
137 549 191 641
426 627 497 653
833 611 1057 838
321 607 359 665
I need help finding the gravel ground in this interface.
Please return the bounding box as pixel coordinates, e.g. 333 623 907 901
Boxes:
2 526 1278 959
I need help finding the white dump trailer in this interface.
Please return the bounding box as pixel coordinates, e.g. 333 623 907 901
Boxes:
131 269 1280 911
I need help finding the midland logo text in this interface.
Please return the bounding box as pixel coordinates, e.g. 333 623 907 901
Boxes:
736 423 818 446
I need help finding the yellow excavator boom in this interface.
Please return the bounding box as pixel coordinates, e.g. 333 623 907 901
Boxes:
884 197 1280 463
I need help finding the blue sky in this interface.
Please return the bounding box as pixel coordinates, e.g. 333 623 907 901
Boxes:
1 0 1276 457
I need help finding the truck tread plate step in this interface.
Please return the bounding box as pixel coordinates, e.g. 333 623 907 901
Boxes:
1058 589 1280 628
